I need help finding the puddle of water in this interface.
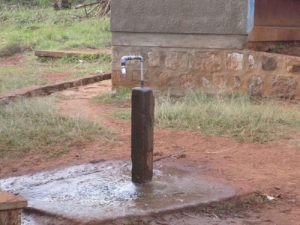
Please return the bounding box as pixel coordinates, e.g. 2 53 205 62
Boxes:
0 161 235 223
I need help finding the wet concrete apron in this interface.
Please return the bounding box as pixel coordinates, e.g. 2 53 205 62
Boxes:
0 161 236 224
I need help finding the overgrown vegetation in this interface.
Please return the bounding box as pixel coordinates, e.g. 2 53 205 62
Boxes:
0 7 111 52
0 6 111 93
100 90 300 143
0 97 111 159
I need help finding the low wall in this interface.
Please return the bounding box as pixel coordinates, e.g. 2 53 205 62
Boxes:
0 73 112 105
112 48 300 100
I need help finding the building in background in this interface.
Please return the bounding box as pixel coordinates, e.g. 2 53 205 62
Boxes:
111 0 300 99
250 0 300 42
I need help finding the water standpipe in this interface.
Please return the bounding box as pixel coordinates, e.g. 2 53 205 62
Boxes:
120 55 154 184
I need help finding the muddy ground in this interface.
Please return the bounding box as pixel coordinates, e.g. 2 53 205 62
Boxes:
0 53 300 224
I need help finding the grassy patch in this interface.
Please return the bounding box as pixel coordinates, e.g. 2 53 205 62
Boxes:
0 52 111 93
0 7 111 93
0 43 31 57
0 65 48 92
102 90 300 143
60 53 112 64
156 92 300 143
0 97 111 159
93 88 131 104
0 8 111 51
112 108 131 120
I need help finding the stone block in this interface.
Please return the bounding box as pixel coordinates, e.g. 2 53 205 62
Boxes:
165 52 189 70
204 54 223 72
212 74 227 90
148 51 161 67
189 52 206 70
234 76 242 89
202 76 212 88
262 56 277 71
248 55 255 69
179 74 197 89
190 52 223 72
0 191 27 225
287 65 300 73
248 75 264 97
286 59 300 73
271 76 298 99
226 53 244 71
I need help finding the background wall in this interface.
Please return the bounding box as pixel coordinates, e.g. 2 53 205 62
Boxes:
111 0 300 99
111 0 248 35
111 0 249 49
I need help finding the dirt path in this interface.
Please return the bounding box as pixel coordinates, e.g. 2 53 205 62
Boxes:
1 80 300 224
57 80 300 225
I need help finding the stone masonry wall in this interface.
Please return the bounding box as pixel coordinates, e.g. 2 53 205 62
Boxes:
112 47 300 100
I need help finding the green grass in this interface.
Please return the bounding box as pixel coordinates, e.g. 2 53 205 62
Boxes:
0 8 111 51
100 90 300 143
0 97 112 159
0 7 111 93
156 93 300 143
93 88 131 104
0 52 111 93
0 65 47 92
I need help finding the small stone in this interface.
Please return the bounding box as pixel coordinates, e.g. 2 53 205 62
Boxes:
287 64 300 73
248 55 255 69
226 53 244 71
202 77 211 88
271 76 298 99
234 76 241 89
262 56 277 71
148 51 161 67
248 75 263 97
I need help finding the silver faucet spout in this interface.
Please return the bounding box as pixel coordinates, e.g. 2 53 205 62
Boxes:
120 55 145 88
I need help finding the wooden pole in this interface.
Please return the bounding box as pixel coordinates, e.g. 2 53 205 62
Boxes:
131 87 154 184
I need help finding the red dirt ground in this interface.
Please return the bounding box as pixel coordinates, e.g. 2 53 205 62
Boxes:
43 71 72 82
0 80 300 224
0 54 25 66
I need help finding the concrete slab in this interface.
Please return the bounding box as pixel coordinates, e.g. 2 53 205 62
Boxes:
0 161 236 224
0 191 27 211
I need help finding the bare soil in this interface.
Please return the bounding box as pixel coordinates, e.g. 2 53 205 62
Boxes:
43 71 72 82
248 41 300 57
0 80 300 224
0 54 26 66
